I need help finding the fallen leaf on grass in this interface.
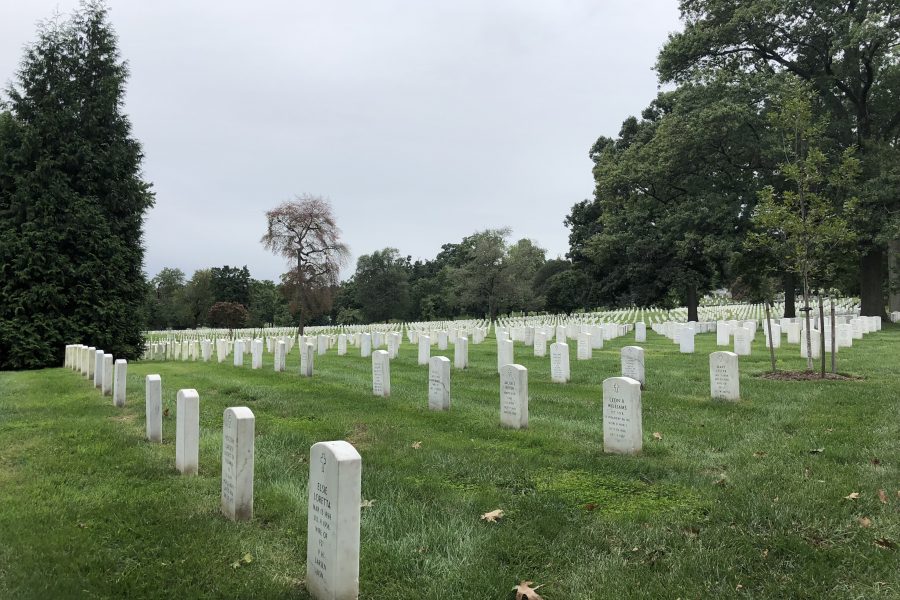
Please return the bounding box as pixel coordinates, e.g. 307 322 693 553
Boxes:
231 553 253 569
653 432 663 441
858 517 872 528
411 441 422 450
360 499 376 509
714 473 728 486
163 408 169 417
874 538 896 550
878 489 887 504
513 580 544 600
583 503 598 511
753 451 768 458
481 509 504 523
809 448 824 454
870 458 881 466
844 492 860 500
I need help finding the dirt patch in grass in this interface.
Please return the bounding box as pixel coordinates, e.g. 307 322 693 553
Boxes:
758 371 862 381
346 422 371 449
108 413 137 423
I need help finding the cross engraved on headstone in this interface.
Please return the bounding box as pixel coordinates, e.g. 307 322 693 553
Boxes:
320 452 327 473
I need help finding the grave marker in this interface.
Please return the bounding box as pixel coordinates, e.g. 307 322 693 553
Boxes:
500 364 528 429
602 377 642 455
635 322 646 343
301 342 315 377
175 389 200 475
709 351 739 401
428 356 451 411
102 353 113 395
146 374 162 442
221 407 255 521
372 350 390 397
306 441 361 600
550 342 570 383
620 346 645 387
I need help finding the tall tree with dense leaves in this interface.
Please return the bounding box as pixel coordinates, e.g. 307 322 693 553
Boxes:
657 0 900 316
261 194 349 330
210 265 251 306
353 248 411 323
0 2 154 368
577 80 766 320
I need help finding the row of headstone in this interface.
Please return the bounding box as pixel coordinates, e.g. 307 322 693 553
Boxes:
64 344 127 406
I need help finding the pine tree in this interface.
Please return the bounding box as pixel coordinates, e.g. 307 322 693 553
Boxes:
0 1 154 369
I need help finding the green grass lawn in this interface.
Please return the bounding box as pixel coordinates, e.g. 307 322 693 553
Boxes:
1 327 898 599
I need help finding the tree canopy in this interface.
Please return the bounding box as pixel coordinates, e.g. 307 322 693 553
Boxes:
0 2 154 368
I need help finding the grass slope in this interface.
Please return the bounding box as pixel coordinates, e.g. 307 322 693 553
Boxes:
1 327 898 599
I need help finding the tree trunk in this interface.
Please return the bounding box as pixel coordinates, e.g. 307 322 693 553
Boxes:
830 298 836 374
818 294 826 379
802 276 813 371
783 272 796 318
765 301 776 373
859 247 886 317
686 284 699 323
889 239 900 313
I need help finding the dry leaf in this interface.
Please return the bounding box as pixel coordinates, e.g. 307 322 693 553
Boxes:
858 517 872 528
844 492 860 500
714 473 728 486
753 451 767 458
809 448 824 454
231 552 253 569
163 408 170 417
513 580 544 600
874 538 896 550
871 458 881 466
411 441 422 450
481 509 504 523
878 489 887 504
360 499 376 509
583 503 598 511
653 432 663 441
761 549 768 558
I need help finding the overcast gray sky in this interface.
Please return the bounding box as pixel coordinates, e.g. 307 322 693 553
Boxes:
1 0 682 282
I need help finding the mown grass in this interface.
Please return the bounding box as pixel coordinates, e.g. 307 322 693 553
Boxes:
1 326 898 599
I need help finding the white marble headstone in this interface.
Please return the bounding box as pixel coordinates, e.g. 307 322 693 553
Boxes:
602 376 642 455
454 336 468 369
360 333 372 358
500 364 528 429
146 374 162 442
102 353 113 395
372 350 390 397
428 356 450 411
301 342 315 377
307 441 361 600
635 322 646 343
176 389 200 475
497 338 514 373
113 359 127 407
620 346 645 387
221 406 255 521
709 351 739 401
550 342 570 383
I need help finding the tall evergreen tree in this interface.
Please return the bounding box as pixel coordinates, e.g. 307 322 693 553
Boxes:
0 2 154 369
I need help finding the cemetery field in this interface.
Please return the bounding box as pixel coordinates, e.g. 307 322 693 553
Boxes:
1 329 899 599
